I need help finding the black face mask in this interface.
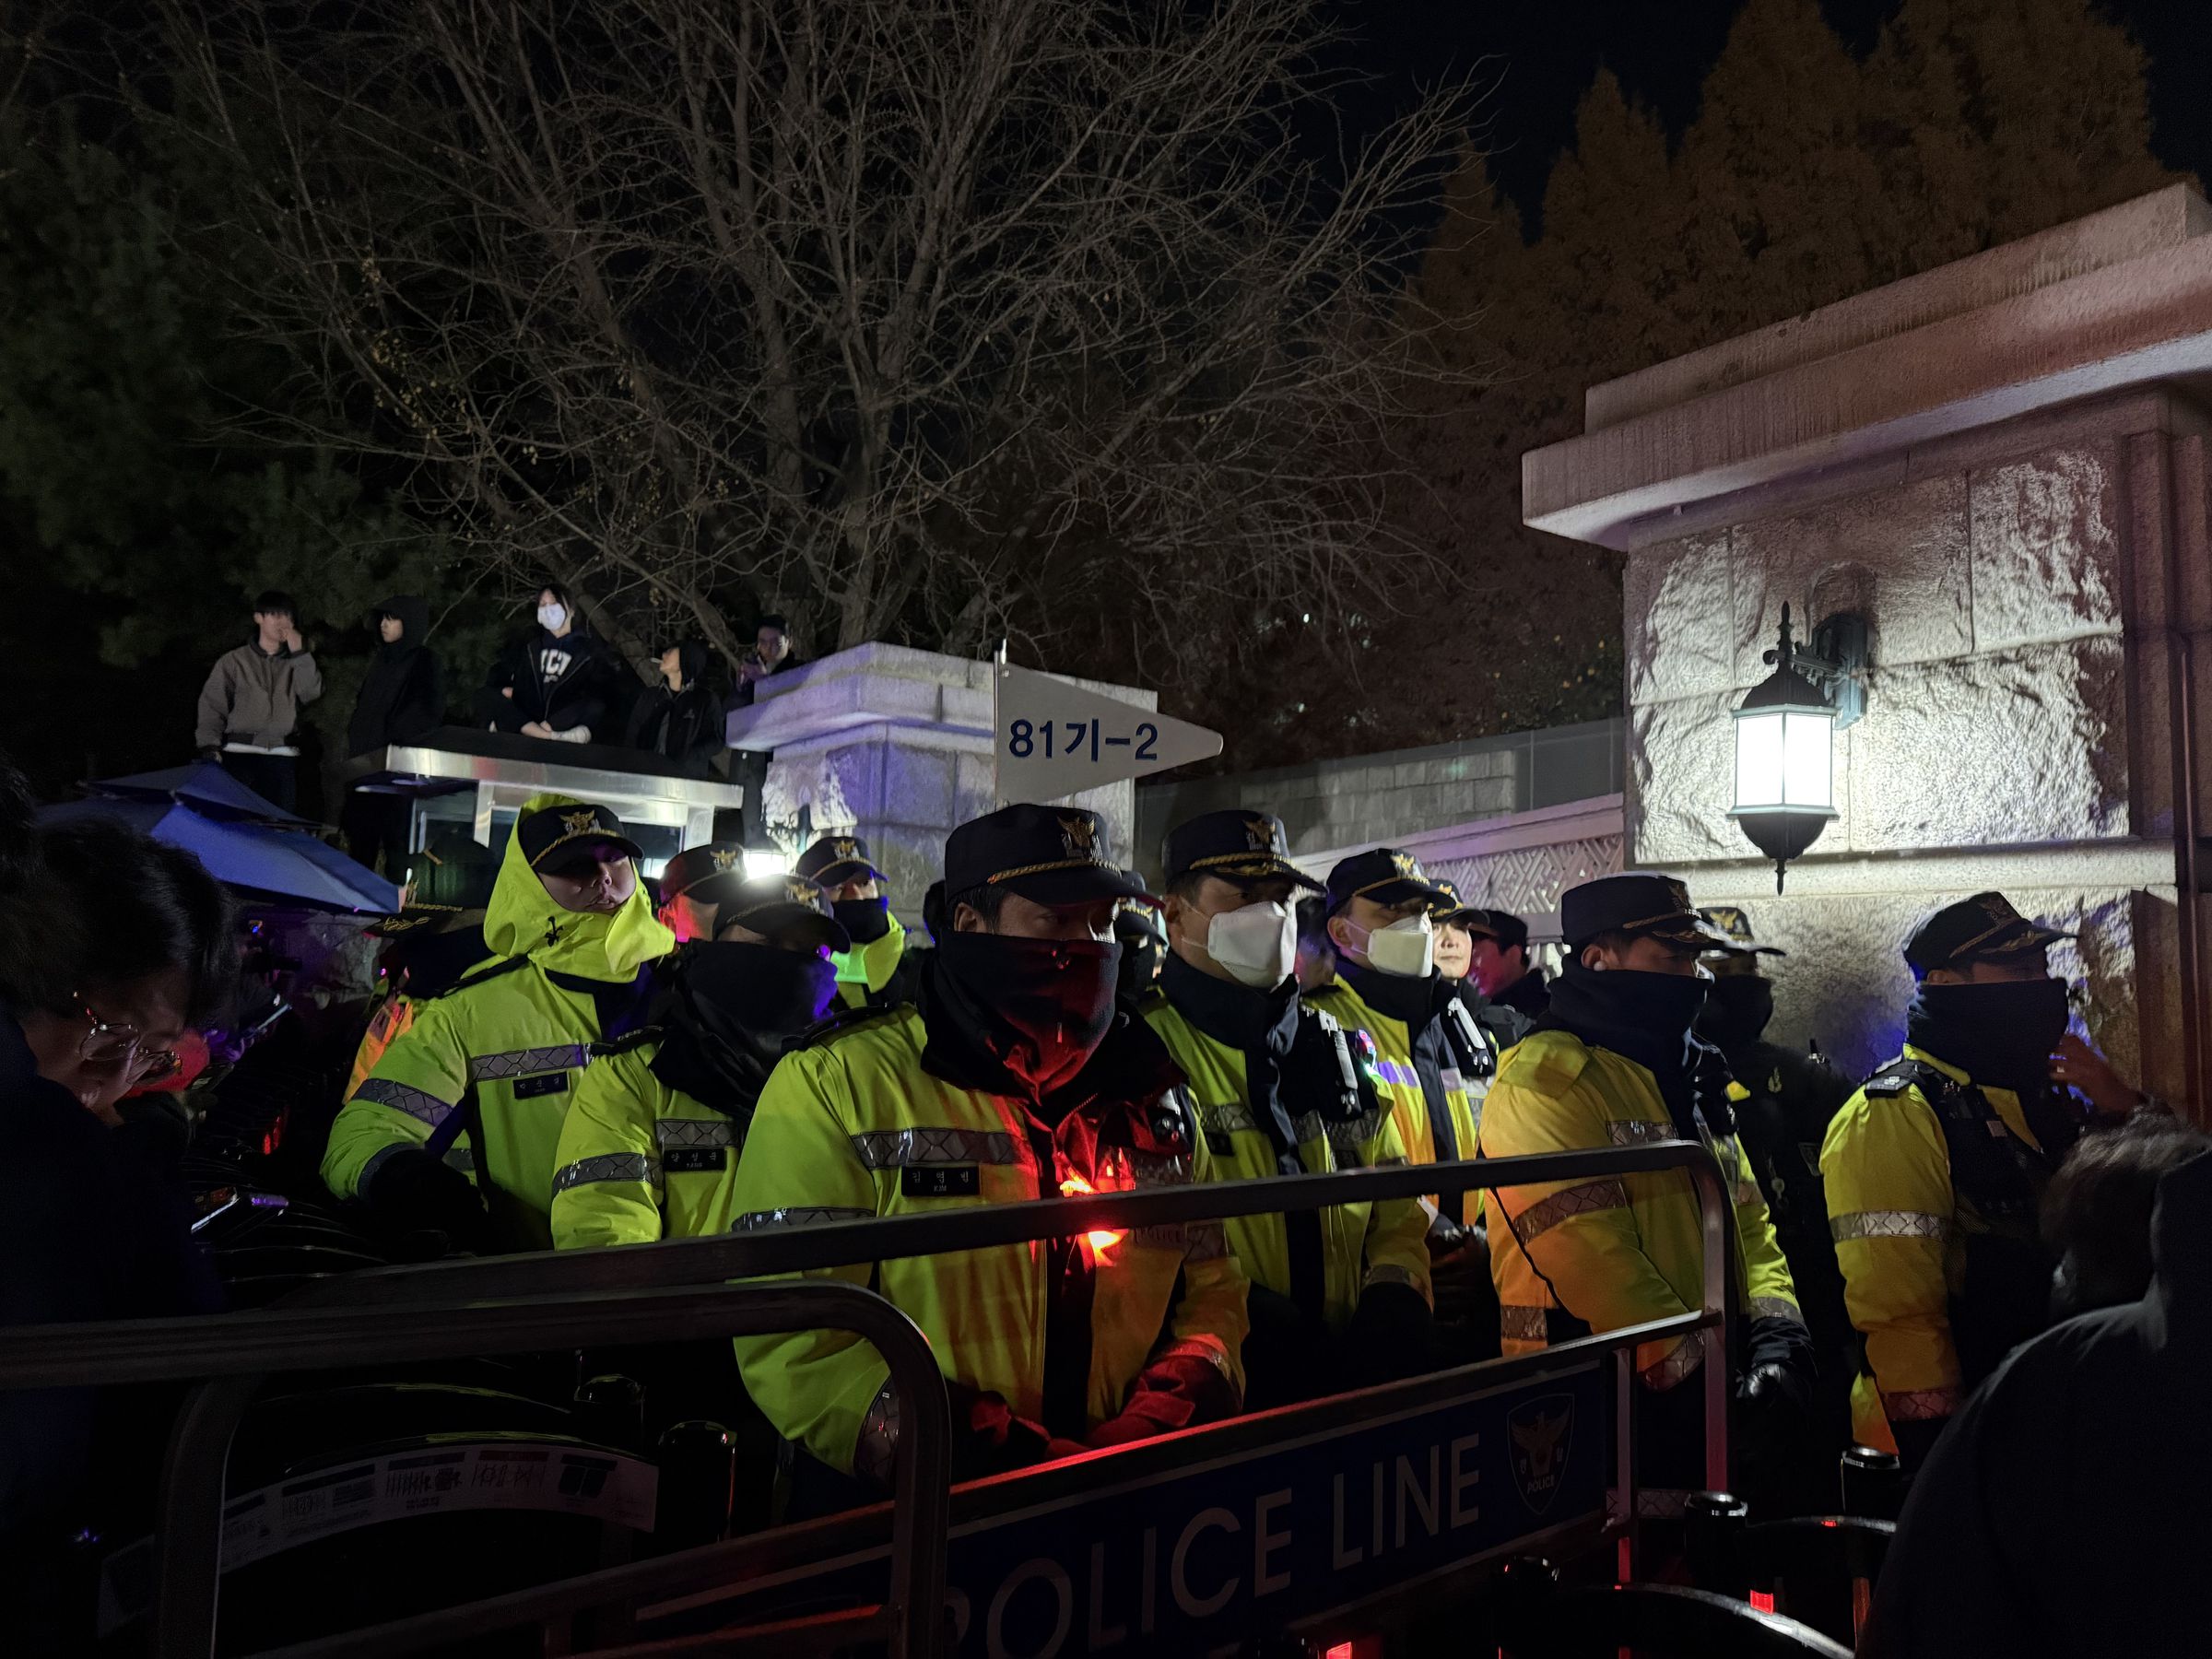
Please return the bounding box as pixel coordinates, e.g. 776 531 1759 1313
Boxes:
1908 978 2070 1092
1696 974 1774 1051
649 942 838 1114
932 930 1122 1101
1540 964 1710 1079
832 895 893 946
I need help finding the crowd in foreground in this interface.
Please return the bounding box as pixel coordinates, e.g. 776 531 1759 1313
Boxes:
3 751 2206 1655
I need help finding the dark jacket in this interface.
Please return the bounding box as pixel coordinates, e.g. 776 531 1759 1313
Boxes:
1864 1149 2212 1659
623 643 724 767
1491 968 1551 1022
477 626 619 739
1 1006 223 1545
347 594 446 758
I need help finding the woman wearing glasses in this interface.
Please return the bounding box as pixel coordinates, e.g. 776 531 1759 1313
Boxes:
3 786 236 1610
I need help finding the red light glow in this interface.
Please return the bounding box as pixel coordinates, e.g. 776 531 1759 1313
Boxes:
1750 1591 1776 1614
1324 1644 1354 1659
1057 1171 1124 1263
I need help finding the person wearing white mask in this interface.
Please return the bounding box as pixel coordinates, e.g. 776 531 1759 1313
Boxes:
1144 811 1433 1406
1311 846 1504 1356
477 582 619 745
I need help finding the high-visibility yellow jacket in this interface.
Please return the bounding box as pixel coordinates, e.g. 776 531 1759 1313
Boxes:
830 913 909 1009
1310 969 1493 1225
547 1040 748 1250
1142 990 1430 1333
321 794 673 1249
1479 1029 1800 1388
1820 1045 2051 1456
729 1005 1248 1479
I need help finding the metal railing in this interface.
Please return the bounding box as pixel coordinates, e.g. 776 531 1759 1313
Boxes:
0 1143 1735 1657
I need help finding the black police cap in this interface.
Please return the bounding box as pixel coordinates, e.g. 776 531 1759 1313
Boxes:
944 804 1154 908
659 842 747 902
795 831 885 888
1459 908 1531 954
1324 847 1452 917
1698 906 1786 958
1163 810 1323 892
517 801 642 872
1903 892 2072 973
712 870 850 955
1560 872 1735 953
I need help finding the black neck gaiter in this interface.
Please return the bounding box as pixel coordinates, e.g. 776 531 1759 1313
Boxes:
1907 979 2068 1097
1539 964 1721 1135
921 931 1121 1109
649 942 837 1116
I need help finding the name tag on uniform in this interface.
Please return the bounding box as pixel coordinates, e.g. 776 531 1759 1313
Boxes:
512 1073 570 1100
664 1147 727 1174
902 1165 980 1199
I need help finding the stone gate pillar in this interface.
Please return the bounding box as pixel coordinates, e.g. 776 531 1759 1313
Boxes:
1522 186 2212 1112
725 643 1156 925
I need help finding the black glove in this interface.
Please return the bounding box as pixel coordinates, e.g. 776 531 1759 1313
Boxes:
365 1147 488 1251
1340 1281 1433 1388
1739 1313 1818 1416
1429 1227 1497 1324
944 1382 1081 1479
1890 1415 1948 1480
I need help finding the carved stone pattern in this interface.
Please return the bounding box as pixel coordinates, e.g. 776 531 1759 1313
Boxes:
1425 834 1624 920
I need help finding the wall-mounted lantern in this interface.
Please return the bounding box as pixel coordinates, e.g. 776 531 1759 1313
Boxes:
1729 603 1868 892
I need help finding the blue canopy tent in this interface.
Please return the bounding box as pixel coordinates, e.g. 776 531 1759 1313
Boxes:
45 762 398 915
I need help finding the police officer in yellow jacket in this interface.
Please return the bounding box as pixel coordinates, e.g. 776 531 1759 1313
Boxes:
324 797 673 1250
550 874 848 1251
1309 849 1498 1332
1481 873 1812 1512
1821 893 2097 1473
1144 810 1432 1406
796 832 915 1009
654 842 748 942
731 804 1248 1512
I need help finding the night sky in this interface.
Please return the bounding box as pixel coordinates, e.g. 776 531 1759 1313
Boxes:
1318 0 2212 235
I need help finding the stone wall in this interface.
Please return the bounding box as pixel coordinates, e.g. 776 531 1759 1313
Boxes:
1133 719 1621 879
1525 188 2212 1110
727 643 1154 923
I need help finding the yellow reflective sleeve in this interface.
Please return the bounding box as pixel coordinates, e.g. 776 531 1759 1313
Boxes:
549 1049 666 1251
728 1049 886 1476
323 994 469 1199
1359 1107 1434 1307
1482 1068 1693 1374
1821 1083 1960 1404
1731 1137 1801 1323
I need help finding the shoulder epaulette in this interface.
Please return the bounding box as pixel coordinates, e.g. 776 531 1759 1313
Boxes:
1864 1057 1947 1100
590 1027 662 1060
421 953 532 1003
787 999 910 1053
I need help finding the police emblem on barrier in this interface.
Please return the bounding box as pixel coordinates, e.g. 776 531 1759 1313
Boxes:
562 809 599 836
1507 1394 1575 1515
1057 812 1099 860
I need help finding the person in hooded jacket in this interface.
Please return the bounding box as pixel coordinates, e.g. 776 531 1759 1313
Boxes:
1479 873 1812 1518
549 874 846 1251
476 583 620 744
624 640 725 770
1862 1149 2212 1659
729 804 1247 1513
322 795 673 1251
342 595 446 875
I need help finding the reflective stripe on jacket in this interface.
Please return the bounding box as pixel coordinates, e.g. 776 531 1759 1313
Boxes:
1819 1044 2044 1453
729 1006 1248 1477
548 1041 747 1249
1480 1028 1799 1386
1308 975 1488 1223
321 792 673 1249
1144 999 1430 1331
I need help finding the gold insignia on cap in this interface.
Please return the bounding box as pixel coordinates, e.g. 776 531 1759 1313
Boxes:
1058 812 1100 860
1242 815 1279 855
561 809 598 836
834 838 858 859
782 875 823 909
1978 894 2021 925
710 846 741 870
1392 851 1418 878
1664 877 1692 911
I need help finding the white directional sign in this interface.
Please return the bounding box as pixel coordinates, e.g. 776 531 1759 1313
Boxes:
994 663 1222 802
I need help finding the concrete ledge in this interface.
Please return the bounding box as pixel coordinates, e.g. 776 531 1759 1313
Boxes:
1681 837 2177 904
1525 188 2212 551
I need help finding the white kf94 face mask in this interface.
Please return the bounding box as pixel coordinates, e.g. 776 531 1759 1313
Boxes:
536 603 568 631
1354 911 1435 978
1201 900 1298 991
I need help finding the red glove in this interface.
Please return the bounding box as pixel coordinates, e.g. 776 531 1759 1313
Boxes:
1086 1349 1238 1449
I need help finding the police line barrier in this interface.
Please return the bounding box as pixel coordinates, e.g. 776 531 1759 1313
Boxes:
0 1143 1735 1659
